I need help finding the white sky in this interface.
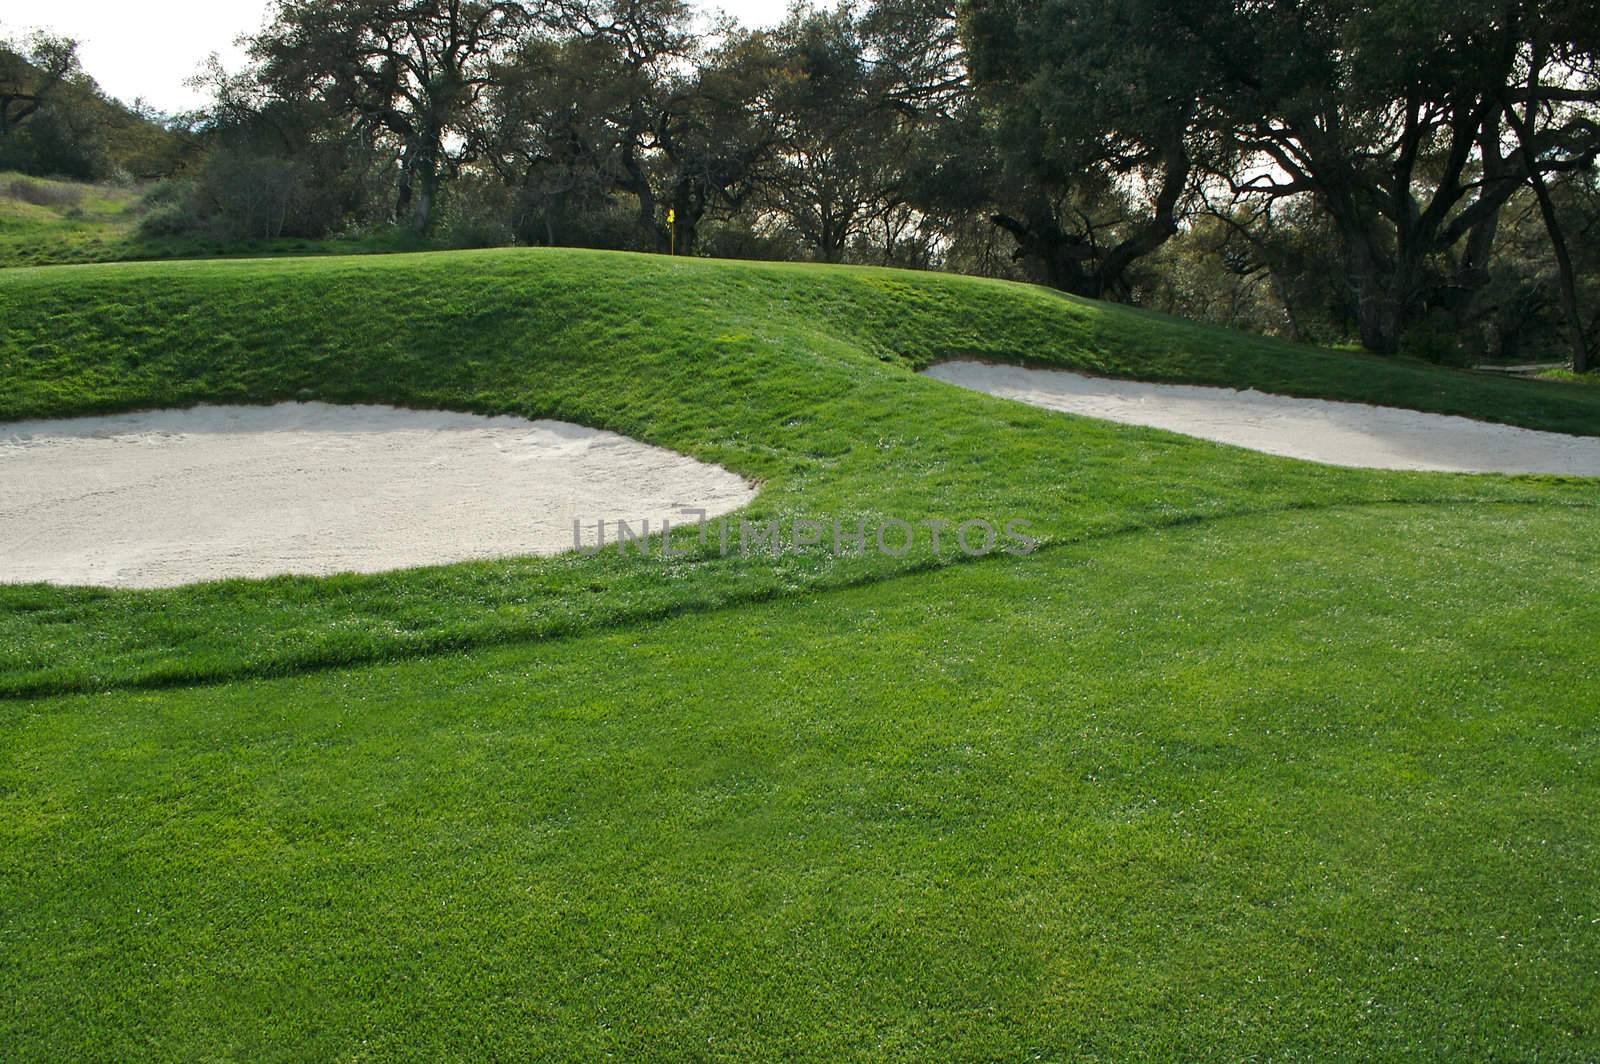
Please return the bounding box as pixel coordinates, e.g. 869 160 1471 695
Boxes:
0 0 800 114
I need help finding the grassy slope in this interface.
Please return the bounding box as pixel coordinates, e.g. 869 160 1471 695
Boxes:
4 503 1597 1059
0 173 425 268
1 248 1597 698
0 174 145 267
1541 367 1600 387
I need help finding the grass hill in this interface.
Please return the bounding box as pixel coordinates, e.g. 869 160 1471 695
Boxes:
4 248 1597 699
2 248 1598 1057
0 172 423 268
0 171 150 266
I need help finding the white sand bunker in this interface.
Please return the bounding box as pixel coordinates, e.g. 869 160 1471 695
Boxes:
925 360 1600 476
0 403 757 589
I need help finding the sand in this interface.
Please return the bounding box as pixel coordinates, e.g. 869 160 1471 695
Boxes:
0 403 757 589
924 360 1600 477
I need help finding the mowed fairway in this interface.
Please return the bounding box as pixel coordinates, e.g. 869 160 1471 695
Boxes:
3 249 1599 1058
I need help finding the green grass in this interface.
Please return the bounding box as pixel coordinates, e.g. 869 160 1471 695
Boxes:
2 247 1599 1058
0 172 430 268
0 172 145 266
5 504 1598 1058
1539 367 1600 387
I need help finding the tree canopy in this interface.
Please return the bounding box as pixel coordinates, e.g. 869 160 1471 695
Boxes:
8 0 1599 369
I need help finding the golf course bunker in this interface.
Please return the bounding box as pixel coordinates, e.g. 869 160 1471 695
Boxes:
926 360 1600 476
0 403 757 589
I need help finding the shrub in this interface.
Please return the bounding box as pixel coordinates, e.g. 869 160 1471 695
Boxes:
438 182 512 251
136 152 335 241
195 151 313 240
514 191 644 252
699 218 803 262
137 178 188 210
1400 313 1472 368
136 198 205 237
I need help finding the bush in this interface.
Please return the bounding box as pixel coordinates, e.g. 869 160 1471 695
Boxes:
136 198 205 238
443 212 515 249
698 218 803 262
137 151 335 241
195 151 313 240
439 184 516 249
1400 313 1473 368
137 178 187 210
515 191 645 252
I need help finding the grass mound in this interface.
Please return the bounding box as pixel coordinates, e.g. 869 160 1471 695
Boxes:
0 172 427 268
2 248 1597 697
0 172 146 267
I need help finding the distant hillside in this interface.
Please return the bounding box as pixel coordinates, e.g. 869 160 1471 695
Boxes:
0 32 184 181
0 172 434 268
0 172 145 265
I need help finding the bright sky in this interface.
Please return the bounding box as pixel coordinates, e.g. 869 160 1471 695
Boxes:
0 0 800 114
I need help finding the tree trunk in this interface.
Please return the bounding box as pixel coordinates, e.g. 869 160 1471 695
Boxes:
412 168 437 234
406 130 442 235
991 212 1095 294
1529 181 1590 373
670 182 707 257
619 98 662 251
1096 135 1191 300
820 216 844 263
395 158 414 224
1502 101 1591 373
637 188 661 251
1267 270 1305 343
620 154 660 251
1341 226 1410 354
1354 287 1403 354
